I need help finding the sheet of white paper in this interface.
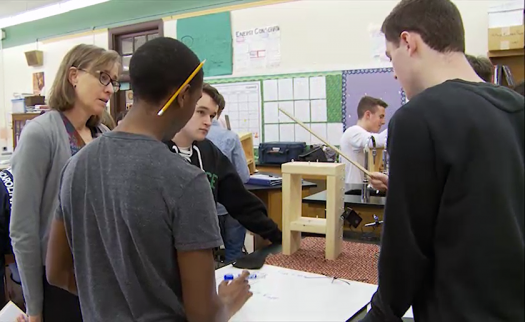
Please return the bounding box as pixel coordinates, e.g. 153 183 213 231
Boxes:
278 78 294 101
293 77 310 100
278 101 294 123
295 124 311 145
279 124 295 141
250 118 259 128
228 94 236 103
249 102 259 112
309 76 326 99
238 102 249 112
264 124 279 142
368 24 390 65
327 123 343 146
0 301 25 322
293 101 310 122
216 265 378 322
228 102 239 113
264 102 279 124
238 93 248 102
310 99 327 122
230 120 239 129
233 25 281 72
310 123 327 145
266 28 282 68
263 80 278 101
229 113 239 121
213 81 263 146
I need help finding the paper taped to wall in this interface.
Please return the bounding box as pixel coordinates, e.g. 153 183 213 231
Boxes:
368 24 390 65
234 25 281 72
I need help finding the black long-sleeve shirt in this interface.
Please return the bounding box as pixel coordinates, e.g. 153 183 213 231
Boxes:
165 139 282 244
362 80 524 322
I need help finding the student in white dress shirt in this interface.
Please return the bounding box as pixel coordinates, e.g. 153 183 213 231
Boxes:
340 96 388 184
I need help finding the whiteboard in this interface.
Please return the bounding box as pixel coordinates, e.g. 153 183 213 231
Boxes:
215 264 377 322
214 81 262 146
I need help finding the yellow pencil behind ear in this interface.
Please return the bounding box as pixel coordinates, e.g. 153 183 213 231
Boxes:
157 59 206 116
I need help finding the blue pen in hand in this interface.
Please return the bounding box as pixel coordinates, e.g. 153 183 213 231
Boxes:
224 273 257 281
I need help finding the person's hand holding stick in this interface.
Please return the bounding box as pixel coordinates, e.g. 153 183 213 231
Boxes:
369 172 389 191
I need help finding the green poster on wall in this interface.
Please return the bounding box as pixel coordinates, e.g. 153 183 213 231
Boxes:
177 12 233 77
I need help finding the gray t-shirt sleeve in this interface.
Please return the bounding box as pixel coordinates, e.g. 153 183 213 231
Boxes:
172 172 223 251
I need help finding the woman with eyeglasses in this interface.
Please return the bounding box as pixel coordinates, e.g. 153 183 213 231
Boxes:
11 44 120 322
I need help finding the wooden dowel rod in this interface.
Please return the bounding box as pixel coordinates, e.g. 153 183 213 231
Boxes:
225 114 231 130
278 107 371 177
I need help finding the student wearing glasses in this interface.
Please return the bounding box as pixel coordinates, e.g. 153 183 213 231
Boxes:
11 44 120 322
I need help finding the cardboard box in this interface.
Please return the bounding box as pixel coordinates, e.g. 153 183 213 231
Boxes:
488 24 524 51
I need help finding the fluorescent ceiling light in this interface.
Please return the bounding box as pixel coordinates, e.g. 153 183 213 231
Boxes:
0 0 109 29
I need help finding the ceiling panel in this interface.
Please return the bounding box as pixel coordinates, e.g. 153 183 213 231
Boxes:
0 0 63 19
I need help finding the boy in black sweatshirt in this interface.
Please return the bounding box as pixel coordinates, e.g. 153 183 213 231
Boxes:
362 1 524 321
164 97 282 250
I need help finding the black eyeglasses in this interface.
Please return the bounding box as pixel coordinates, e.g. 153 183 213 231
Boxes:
79 69 120 92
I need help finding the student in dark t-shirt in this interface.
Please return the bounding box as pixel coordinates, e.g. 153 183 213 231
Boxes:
362 1 524 321
45 37 252 322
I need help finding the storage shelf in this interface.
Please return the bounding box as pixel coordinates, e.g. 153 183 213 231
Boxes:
488 48 524 58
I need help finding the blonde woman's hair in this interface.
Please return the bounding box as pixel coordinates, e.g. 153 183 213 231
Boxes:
48 44 120 127
100 109 116 130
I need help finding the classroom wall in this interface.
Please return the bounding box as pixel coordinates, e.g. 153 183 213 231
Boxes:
223 0 491 76
0 0 492 150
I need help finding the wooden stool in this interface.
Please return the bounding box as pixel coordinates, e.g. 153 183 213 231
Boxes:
282 162 345 260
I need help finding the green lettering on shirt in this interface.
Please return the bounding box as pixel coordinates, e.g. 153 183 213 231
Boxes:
206 171 218 190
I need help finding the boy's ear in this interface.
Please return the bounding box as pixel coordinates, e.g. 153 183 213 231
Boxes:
176 84 191 109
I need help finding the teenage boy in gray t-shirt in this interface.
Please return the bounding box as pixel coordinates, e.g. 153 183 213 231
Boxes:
44 38 252 322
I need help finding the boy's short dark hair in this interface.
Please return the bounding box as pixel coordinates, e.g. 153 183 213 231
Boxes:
202 83 225 113
466 54 494 82
357 96 388 119
513 81 525 96
130 37 203 106
382 0 465 53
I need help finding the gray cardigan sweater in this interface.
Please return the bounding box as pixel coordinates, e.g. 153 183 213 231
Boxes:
10 110 108 315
